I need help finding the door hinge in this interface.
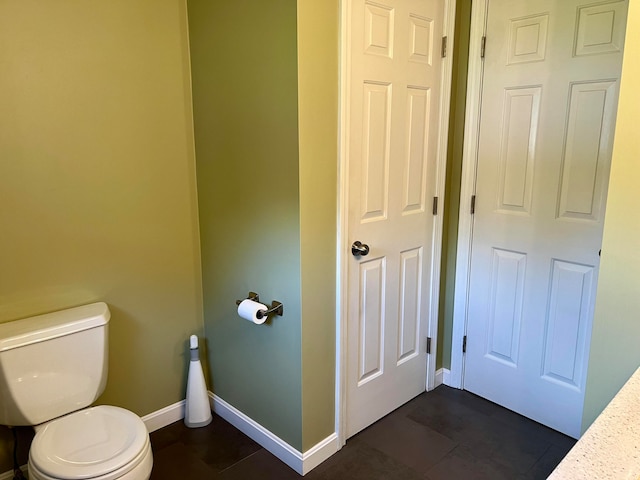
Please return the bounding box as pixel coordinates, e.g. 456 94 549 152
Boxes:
462 335 467 353
432 196 439 215
480 35 487 58
471 195 476 214
441 35 448 58
427 337 432 354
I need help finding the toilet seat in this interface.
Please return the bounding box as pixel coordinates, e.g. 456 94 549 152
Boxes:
29 405 151 480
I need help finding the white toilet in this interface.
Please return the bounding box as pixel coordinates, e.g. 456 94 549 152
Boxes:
0 302 153 480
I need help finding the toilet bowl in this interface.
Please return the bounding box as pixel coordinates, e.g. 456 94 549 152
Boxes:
0 303 153 480
28 406 153 480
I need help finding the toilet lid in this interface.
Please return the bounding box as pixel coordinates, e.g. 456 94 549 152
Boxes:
30 405 148 480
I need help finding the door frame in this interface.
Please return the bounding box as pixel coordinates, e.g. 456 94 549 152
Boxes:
336 0 457 446
449 0 488 389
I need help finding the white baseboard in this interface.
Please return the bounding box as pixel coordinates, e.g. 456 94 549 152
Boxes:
443 368 452 387
141 399 186 433
435 368 452 388
210 393 339 475
0 466 27 480
300 431 340 474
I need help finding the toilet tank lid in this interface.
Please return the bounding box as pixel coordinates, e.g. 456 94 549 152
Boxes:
0 302 110 352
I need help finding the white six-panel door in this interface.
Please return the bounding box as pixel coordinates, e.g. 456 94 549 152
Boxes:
345 0 444 438
464 0 627 438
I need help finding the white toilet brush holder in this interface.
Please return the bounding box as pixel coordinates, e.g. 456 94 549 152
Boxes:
184 335 212 428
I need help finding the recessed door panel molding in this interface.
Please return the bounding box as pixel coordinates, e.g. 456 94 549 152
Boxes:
364 1 395 58
542 259 594 389
397 248 423 364
409 14 434 65
557 80 617 222
403 86 431 214
507 13 549 65
361 81 392 222
486 248 526 366
574 1 626 57
497 86 541 215
358 257 386 386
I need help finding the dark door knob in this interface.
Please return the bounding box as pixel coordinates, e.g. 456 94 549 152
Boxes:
351 241 370 257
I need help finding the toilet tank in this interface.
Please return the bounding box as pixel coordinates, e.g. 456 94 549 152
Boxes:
0 302 110 426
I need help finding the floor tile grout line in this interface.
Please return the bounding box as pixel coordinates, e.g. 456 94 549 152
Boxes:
216 447 268 475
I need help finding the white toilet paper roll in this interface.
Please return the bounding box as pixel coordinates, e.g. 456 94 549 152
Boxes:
237 299 268 325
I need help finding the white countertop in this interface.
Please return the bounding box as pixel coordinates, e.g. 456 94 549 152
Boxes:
549 367 640 480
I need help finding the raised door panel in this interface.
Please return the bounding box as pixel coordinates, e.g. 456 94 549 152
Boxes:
403 87 431 214
542 260 594 389
364 1 395 58
574 1 626 56
497 87 541 214
358 257 386 385
397 248 422 363
408 14 434 65
486 248 527 366
361 82 392 222
557 81 617 222
507 14 549 65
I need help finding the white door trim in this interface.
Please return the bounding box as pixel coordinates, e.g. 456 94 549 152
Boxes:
336 0 456 447
449 0 488 389
428 0 457 390
336 0 351 448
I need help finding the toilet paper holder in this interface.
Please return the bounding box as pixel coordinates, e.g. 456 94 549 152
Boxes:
235 292 284 320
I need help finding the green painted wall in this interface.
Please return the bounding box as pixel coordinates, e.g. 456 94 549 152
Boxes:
297 0 339 451
582 0 640 432
0 0 203 471
437 0 472 370
189 0 339 453
188 1 304 449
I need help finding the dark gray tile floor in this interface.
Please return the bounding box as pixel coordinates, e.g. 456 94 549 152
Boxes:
149 386 576 479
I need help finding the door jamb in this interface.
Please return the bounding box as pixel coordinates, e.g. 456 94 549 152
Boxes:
449 0 488 388
336 0 457 447
336 0 351 448
428 0 457 391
